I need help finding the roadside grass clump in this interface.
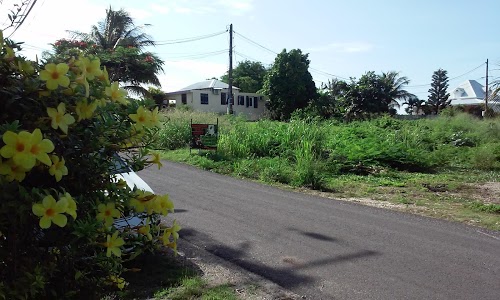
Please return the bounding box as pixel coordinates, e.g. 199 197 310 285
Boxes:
466 202 500 214
470 143 500 170
324 120 439 173
153 277 237 300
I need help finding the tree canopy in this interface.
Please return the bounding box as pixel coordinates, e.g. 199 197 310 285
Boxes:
49 7 164 96
311 71 414 121
220 60 267 93
262 49 318 121
426 68 450 114
69 7 155 51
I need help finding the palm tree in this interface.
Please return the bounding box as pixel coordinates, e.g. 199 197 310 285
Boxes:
69 7 155 50
66 7 163 96
380 71 415 112
403 95 426 115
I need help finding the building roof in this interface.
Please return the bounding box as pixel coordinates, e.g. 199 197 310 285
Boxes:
174 79 240 92
449 80 486 105
449 80 500 112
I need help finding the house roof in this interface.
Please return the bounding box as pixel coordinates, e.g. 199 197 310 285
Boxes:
449 80 500 112
449 80 485 105
174 79 240 92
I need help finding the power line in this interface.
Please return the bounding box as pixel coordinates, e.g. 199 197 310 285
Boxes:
233 31 278 55
234 50 271 66
157 49 228 58
234 30 349 81
309 67 350 81
163 50 227 62
155 30 227 45
407 63 485 87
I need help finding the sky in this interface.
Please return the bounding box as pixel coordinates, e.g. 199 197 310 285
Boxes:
2 0 500 101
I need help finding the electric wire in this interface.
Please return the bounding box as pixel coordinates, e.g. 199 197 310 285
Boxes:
155 30 227 45
407 63 485 87
234 30 349 80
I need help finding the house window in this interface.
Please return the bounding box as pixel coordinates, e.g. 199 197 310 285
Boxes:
200 93 209 105
181 93 187 104
254 96 259 108
221 92 227 105
249 97 253 107
238 95 244 105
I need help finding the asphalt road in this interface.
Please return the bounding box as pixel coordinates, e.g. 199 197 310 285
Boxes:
139 161 500 299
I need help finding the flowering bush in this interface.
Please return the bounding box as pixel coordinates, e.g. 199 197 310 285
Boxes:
0 30 178 299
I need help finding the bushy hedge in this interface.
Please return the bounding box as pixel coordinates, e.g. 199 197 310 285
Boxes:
0 31 179 299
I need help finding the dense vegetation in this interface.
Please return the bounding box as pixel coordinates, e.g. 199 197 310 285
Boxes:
155 111 500 184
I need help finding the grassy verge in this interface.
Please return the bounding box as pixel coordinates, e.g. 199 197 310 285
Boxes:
152 111 499 230
154 277 237 300
109 252 238 300
160 149 500 231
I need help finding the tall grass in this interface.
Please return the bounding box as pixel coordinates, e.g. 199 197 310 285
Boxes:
157 111 500 188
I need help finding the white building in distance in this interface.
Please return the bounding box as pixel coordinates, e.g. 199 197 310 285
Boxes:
165 79 267 120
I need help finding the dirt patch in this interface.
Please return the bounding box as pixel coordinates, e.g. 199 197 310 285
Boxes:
461 182 500 204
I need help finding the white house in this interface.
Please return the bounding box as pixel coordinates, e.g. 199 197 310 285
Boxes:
449 80 500 113
165 79 267 120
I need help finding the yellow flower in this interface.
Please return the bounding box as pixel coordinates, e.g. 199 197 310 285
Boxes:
109 275 126 290
76 56 102 80
60 192 77 220
0 158 28 182
49 155 68 182
0 129 54 170
150 153 163 170
105 82 128 105
104 231 125 257
39 63 70 90
96 202 121 227
162 220 180 255
162 219 181 242
138 224 152 240
129 190 156 214
32 195 68 229
75 98 98 121
129 106 151 130
47 102 75 134
98 66 110 85
154 194 174 216
149 107 161 127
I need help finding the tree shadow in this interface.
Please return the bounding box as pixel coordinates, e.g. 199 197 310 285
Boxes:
174 208 189 213
288 227 338 243
179 227 380 292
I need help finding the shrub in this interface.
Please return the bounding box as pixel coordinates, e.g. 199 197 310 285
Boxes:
0 32 179 299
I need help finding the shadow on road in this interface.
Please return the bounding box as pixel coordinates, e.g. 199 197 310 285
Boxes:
180 227 380 291
286 227 339 243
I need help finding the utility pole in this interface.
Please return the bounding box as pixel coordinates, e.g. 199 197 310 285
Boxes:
227 24 234 114
485 59 489 114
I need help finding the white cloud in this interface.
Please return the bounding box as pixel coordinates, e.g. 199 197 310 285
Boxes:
4 0 106 58
150 0 253 16
128 8 153 20
150 3 170 14
307 42 375 53
215 0 253 15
